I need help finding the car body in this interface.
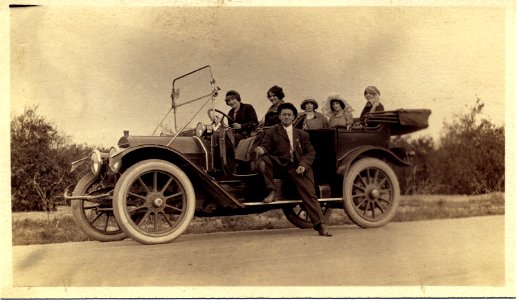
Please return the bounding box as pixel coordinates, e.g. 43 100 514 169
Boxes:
64 66 431 244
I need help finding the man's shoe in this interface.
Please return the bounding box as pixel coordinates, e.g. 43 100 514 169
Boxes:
263 191 277 203
317 224 333 237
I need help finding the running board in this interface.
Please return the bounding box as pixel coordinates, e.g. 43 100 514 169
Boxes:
243 197 342 206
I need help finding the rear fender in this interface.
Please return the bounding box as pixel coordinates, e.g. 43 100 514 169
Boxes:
336 146 411 176
112 145 244 209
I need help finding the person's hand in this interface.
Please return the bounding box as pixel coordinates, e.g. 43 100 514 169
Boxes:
232 123 242 129
296 166 305 174
255 146 265 156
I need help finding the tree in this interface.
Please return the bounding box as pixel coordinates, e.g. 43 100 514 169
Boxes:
391 135 436 194
390 99 504 195
11 106 93 211
433 99 504 194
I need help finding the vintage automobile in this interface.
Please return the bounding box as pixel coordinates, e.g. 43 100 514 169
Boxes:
64 66 431 245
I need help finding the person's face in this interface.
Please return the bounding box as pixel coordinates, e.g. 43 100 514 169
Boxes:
304 102 315 112
226 97 240 109
332 101 342 112
279 108 295 127
267 92 279 104
364 90 378 101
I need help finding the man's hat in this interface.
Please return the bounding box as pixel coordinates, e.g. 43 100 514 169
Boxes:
277 102 298 118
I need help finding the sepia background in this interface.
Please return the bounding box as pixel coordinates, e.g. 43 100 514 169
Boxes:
8 4 509 147
1 0 516 298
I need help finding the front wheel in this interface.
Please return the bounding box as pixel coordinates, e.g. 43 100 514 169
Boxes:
71 173 127 242
113 159 196 245
282 202 333 229
343 158 400 228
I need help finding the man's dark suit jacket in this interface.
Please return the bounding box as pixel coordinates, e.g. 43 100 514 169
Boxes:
259 124 316 170
228 103 258 137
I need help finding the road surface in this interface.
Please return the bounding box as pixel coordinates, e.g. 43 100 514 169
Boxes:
10 216 507 291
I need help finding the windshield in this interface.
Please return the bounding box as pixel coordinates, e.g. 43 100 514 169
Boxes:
154 65 222 136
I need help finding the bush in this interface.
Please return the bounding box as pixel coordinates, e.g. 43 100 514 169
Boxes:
392 99 504 195
11 106 94 211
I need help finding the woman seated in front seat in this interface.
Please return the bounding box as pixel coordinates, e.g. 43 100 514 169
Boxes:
258 85 286 129
235 85 286 171
225 90 258 147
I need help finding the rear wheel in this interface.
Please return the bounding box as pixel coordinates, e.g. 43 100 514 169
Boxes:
113 159 196 244
71 173 127 242
343 158 400 228
283 202 333 229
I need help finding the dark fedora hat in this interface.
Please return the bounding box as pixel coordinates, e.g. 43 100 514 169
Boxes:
277 102 298 118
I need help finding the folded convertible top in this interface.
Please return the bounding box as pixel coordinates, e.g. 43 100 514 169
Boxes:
364 109 432 135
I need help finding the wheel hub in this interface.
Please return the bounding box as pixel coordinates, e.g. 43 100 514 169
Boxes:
364 185 380 201
146 192 165 209
153 198 164 207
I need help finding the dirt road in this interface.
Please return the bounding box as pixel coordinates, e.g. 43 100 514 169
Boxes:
9 215 509 296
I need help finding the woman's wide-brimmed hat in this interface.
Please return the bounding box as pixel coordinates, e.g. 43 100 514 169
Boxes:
327 94 347 111
300 98 319 110
323 93 353 117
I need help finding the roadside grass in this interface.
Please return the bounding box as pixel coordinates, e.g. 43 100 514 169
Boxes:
12 192 505 245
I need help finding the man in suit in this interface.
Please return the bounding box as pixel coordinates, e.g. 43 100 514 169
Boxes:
255 102 332 237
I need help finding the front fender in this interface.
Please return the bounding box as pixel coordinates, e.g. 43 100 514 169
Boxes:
70 157 89 172
112 144 244 209
336 146 410 176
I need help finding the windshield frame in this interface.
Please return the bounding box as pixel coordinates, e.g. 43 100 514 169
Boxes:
152 65 219 147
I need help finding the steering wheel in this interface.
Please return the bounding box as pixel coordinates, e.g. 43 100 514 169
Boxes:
207 108 235 128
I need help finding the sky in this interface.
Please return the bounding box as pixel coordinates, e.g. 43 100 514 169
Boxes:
7 3 513 148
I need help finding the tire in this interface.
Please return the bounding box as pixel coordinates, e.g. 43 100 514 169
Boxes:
343 158 400 228
71 173 127 242
282 202 333 229
113 159 196 245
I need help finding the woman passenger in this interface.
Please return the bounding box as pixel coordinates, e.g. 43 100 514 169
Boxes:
260 85 286 128
225 90 258 146
359 86 384 123
294 98 329 130
235 86 285 165
327 93 354 129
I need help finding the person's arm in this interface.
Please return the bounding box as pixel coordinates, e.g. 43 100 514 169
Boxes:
239 104 259 132
345 111 354 125
256 126 273 155
227 108 235 128
359 104 370 122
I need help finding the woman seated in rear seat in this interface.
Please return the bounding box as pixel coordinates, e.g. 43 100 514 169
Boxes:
360 86 384 123
327 93 354 129
294 98 329 130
